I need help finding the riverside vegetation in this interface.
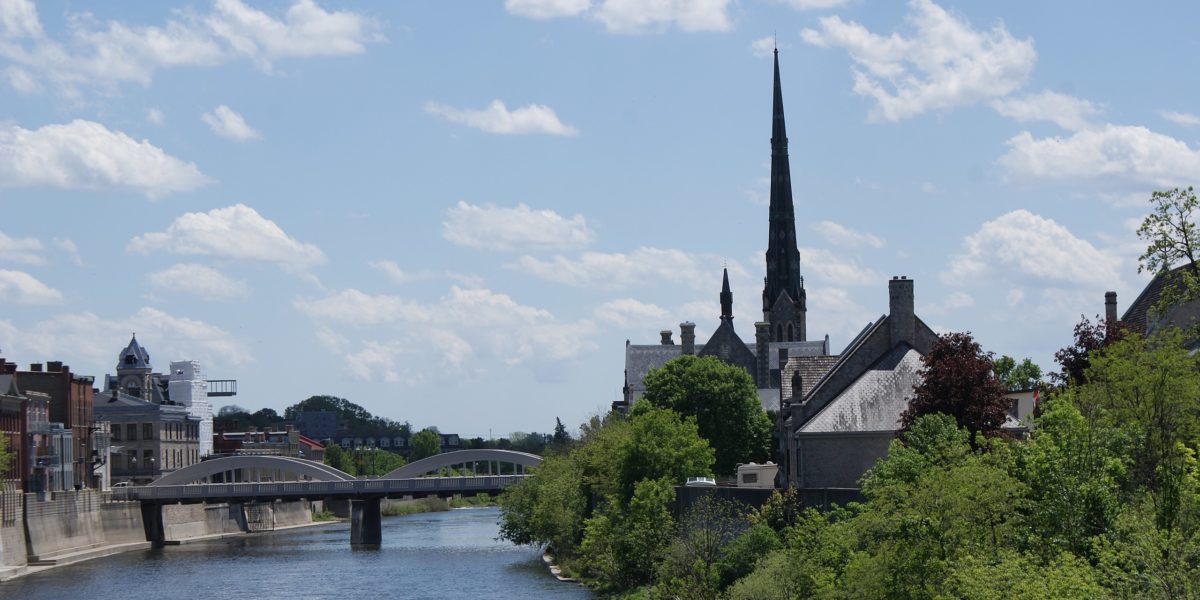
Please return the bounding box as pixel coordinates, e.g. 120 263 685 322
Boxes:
499 327 1200 599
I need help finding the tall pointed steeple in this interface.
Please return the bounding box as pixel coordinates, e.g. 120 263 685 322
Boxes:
762 49 807 341
720 267 733 321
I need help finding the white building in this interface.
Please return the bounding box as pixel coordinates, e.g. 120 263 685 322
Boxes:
168 360 214 457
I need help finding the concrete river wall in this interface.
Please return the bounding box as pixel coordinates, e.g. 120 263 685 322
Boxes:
0 490 316 578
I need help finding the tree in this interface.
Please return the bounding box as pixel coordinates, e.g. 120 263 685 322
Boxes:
410 428 441 460
993 355 1044 391
0 434 11 478
1053 315 1122 386
619 406 714 499
217 404 247 416
640 355 772 475
551 417 571 450
901 332 1010 444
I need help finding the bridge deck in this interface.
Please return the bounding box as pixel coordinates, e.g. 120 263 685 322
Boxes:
115 475 527 503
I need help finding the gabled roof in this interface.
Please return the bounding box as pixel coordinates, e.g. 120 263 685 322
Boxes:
798 345 922 434
781 355 841 400
0 374 20 397
1121 263 1197 334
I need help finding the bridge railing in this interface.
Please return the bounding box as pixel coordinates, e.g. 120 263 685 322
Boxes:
112 475 527 502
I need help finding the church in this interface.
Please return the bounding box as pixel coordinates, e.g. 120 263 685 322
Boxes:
617 50 941 492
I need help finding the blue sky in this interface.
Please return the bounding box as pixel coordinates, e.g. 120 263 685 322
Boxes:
1 0 1198 437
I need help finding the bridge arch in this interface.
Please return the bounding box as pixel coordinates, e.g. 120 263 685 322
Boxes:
382 449 542 479
149 455 355 486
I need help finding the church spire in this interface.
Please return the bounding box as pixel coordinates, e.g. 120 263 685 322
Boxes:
720 267 733 321
763 49 807 341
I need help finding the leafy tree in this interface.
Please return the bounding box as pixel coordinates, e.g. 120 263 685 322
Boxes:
619 406 714 499
901 332 1010 444
993 354 1043 391
1137 186 1200 315
0 434 11 477
551 417 571 451
323 442 356 475
410 428 441 460
640 355 772 475
1053 315 1125 386
578 477 676 590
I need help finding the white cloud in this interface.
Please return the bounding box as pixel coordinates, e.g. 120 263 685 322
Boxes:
944 209 1119 289
809 286 877 343
515 247 733 290
811 220 884 248
295 286 596 380
778 0 850 9
594 298 669 329
368 260 484 287
0 230 45 265
504 0 731 34
1161 110 1200 127
0 119 210 197
127 204 326 268
146 107 164 125
0 0 381 96
202 105 260 141
425 100 578 136
800 247 883 286
802 0 1035 121
147 263 249 301
52 237 82 266
0 306 252 371
0 269 62 304
922 290 975 316
750 36 776 59
442 201 594 252
991 91 1101 131
505 0 591 19
998 124 1200 189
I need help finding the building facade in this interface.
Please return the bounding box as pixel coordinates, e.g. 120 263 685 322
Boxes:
11 360 95 489
97 389 200 486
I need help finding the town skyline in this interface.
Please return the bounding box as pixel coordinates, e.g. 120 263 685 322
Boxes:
2 1 1198 434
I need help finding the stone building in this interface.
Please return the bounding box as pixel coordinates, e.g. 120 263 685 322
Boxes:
616 49 834 415
95 389 200 486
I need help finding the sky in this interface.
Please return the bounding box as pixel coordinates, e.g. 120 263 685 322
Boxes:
1 0 1198 438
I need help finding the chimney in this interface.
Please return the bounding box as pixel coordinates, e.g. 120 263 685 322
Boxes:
1105 291 1118 324
660 330 674 345
47 361 63 372
29 363 43 372
0 359 14 375
754 322 770 388
888 276 916 346
680 322 696 355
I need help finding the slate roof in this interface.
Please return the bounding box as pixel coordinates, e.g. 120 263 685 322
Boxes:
767 340 828 370
797 345 922 434
1121 263 1196 334
0 374 19 397
117 334 152 370
781 355 841 400
625 344 690 396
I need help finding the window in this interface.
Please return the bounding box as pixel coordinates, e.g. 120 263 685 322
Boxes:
127 424 138 441
111 427 122 442
142 423 153 440
742 473 758 484
143 449 154 470
786 323 794 342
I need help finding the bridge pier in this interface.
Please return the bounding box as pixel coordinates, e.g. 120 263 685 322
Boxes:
140 502 165 547
350 498 382 547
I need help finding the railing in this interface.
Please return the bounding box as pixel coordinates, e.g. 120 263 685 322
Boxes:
111 475 527 502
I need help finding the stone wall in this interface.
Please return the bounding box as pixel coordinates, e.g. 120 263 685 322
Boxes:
0 491 25 567
794 432 892 489
162 503 245 541
22 491 145 559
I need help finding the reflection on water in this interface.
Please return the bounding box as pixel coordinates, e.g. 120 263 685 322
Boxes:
1 507 593 600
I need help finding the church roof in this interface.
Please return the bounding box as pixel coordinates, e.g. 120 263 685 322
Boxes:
781 354 841 399
797 344 923 434
117 334 152 370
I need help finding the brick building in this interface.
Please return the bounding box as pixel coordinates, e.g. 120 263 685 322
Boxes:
12 360 95 489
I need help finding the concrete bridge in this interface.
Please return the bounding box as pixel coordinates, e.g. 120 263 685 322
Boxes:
114 450 542 546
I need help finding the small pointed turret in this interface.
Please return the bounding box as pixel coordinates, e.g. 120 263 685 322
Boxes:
720 268 733 321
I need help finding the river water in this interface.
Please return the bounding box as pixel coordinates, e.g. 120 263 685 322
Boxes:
0 507 593 600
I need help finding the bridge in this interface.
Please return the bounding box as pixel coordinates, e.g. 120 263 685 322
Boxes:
113 450 542 546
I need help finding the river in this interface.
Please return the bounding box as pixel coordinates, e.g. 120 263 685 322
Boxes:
0 507 593 600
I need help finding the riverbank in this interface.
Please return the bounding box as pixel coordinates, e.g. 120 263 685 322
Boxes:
378 493 497 517
0 490 326 583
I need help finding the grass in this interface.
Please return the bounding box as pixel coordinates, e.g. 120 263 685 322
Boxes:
448 493 497 508
311 509 337 522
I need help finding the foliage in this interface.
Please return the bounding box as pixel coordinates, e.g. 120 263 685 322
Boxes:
618 406 714 499
0 433 10 478
639 355 772 475
992 354 1044 391
1137 186 1200 314
409 428 441 460
282 395 411 436
579 478 676 591
940 551 1108 600
551 417 571 452
1053 315 1118 386
322 443 407 477
901 332 1010 444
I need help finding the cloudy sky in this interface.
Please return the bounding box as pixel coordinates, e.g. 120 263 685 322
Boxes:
1 0 1197 436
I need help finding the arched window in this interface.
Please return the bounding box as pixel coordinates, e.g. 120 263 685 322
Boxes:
786 323 794 342
775 324 783 342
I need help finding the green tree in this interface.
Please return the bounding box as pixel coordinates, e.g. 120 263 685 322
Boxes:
0 434 11 477
323 442 356 475
993 354 1044 391
410 428 441 460
578 477 676 590
619 406 714 498
901 332 1010 445
1137 186 1200 315
551 417 571 451
640 355 772 475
